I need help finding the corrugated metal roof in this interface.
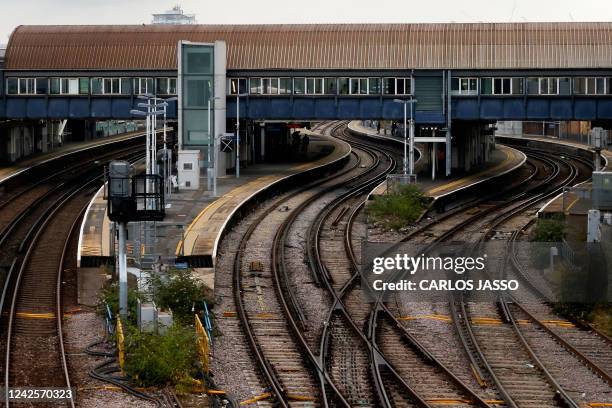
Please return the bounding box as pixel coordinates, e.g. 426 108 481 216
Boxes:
5 23 612 71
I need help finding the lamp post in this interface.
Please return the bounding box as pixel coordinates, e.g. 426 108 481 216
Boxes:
208 96 222 196
393 98 418 176
162 96 178 197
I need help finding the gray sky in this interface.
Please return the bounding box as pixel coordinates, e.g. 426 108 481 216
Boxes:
1 0 611 44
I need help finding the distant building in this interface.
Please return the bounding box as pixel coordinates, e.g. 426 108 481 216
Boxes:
0 45 6 67
152 5 196 25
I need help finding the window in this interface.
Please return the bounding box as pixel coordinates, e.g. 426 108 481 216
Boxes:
168 78 177 94
103 78 120 95
262 78 279 94
120 78 131 95
452 77 478 95
249 78 262 94
294 77 305 95
325 78 336 94
18 78 36 94
559 78 571 95
50 78 61 95
481 78 493 95
279 78 292 94
134 78 153 95
306 78 324 94
482 77 522 95
36 78 48 94
183 163 193 170
383 78 396 94
572 77 607 95
78 78 89 94
511 78 524 95
350 78 360 94
91 78 103 95
338 78 349 95
229 78 248 95
359 78 368 95
6 78 18 95
157 78 168 95
368 78 380 94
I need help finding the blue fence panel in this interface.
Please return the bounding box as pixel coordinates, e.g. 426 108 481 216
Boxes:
574 99 597 120
5 98 27 119
26 98 47 119
269 98 292 118
292 98 316 119
314 98 337 119
480 99 504 120
91 99 112 118
69 99 90 119
549 99 573 120
502 98 525 120
336 99 360 119
453 98 479 120
526 99 550 120
597 100 612 119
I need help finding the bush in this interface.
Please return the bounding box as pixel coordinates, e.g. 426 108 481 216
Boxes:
366 184 430 231
148 268 214 324
99 282 140 326
531 216 566 242
124 323 197 387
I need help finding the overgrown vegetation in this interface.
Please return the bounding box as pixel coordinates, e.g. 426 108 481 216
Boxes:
98 267 214 391
147 268 214 324
367 184 430 231
530 216 566 242
554 302 612 337
124 323 198 390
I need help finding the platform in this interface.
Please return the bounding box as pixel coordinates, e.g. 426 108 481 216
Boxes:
497 135 610 217
0 130 145 184
77 133 352 292
349 121 526 200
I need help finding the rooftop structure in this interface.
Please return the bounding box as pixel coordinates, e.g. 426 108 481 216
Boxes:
151 5 196 25
5 23 612 71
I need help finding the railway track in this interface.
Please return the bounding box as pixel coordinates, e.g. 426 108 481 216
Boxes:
0 141 146 407
383 145 610 407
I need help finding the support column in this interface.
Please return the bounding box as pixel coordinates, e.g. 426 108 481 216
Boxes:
260 123 265 161
118 222 128 320
214 40 227 177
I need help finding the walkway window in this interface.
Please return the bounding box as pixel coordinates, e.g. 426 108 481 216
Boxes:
263 78 279 94
120 78 132 95
36 78 48 94
306 78 324 95
383 78 396 94
481 77 522 95
18 78 36 95
349 78 360 94
325 78 336 94
338 78 349 95
573 77 607 95
50 78 90 95
279 78 292 94
369 78 380 94
229 78 247 95
103 78 120 95
451 77 478 95
79 78 89 94
134 78 154 95
249 78 262 94
358 78 368 95
293 78 305 95
91 78 103 95
156 77 176 95
6 78 18 94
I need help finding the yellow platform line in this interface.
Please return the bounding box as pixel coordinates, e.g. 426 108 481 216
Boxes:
175 200 217 256
589 403 612 407
426 147 512 196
